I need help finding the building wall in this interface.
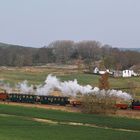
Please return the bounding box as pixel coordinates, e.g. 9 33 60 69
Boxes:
122 70 132 77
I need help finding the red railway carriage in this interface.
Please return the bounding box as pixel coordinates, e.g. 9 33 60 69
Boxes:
115 103 128 109
0 92 8 101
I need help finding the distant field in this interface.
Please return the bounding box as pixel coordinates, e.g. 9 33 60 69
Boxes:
0 67 140 95
0 104 140 140
119 48 140 52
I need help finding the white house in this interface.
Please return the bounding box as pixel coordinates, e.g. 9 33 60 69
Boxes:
93 67 138 77
122 70 138 77
93 67 99 74
93 67 112 75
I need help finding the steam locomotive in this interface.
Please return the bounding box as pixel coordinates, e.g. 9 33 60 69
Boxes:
0 92 140 110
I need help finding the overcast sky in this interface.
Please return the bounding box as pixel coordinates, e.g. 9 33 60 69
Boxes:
0 0 140 48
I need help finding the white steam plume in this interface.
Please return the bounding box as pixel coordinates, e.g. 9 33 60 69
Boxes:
60 79 93 96
0 80 12 93
0 75 129 100
36 75 61 95
17 80 34 94
10 74 133 100
91 89 132 100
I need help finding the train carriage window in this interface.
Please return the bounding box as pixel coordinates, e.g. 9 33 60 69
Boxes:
9 95 12 98
51 98 53 102
37 96 40 100
30 96 33 99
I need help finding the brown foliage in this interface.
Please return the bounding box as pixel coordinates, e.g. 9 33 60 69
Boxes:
99 73 110 90
81 93 117 114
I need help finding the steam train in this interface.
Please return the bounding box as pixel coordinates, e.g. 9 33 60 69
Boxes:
0 92 140 110
0 92 69 106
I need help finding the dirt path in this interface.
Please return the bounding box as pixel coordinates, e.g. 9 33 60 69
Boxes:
33 118 140 133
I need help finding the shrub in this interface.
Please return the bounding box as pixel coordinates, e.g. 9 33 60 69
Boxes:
81 92 117 114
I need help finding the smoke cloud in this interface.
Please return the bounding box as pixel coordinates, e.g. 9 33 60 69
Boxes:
1 75 132 100
0 80 12 93
17 75 132 100
17 80 34 94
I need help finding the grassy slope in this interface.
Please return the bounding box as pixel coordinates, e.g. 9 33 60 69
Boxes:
0 104 140 131
0 105 140 140
1 116 140 140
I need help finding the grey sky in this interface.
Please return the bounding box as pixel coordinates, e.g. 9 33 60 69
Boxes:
0 0 140 48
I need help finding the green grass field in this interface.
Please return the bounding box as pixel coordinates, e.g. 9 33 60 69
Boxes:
0 104 140 140
0 69 49 85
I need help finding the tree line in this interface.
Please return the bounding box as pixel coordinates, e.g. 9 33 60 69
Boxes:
0 40 139 70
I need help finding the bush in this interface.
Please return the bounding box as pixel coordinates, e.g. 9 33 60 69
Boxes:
81 93 117 114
